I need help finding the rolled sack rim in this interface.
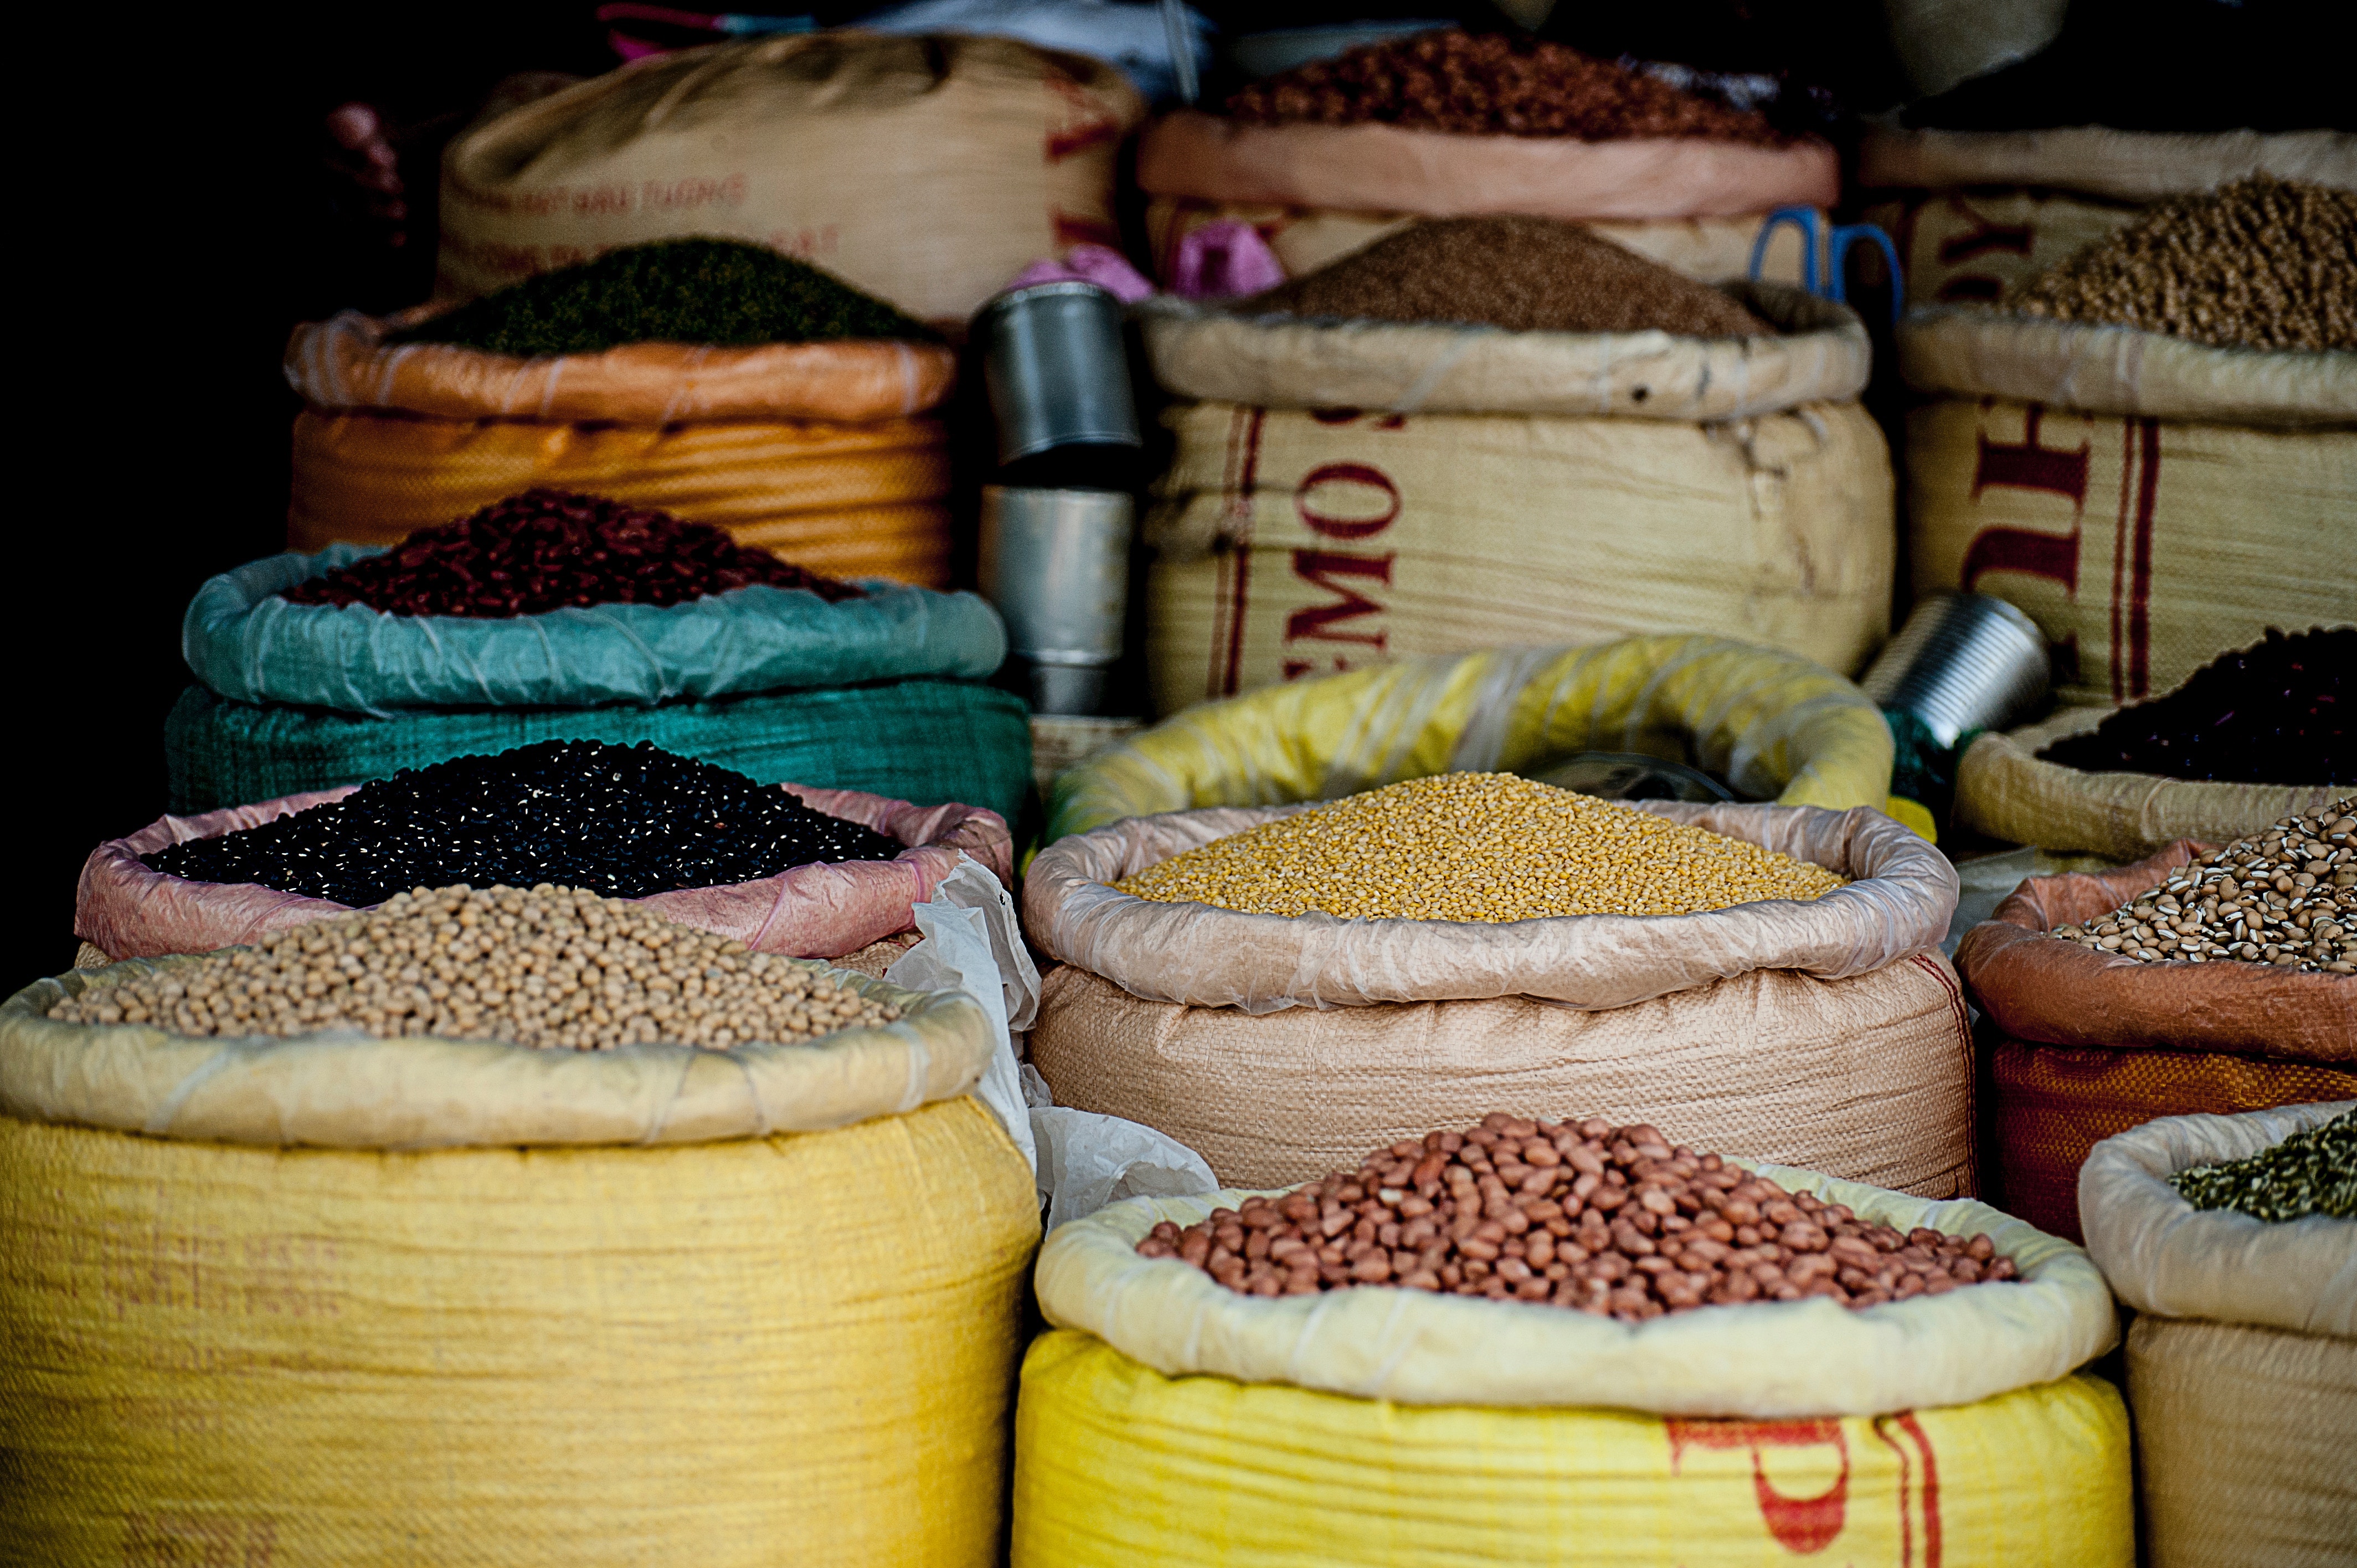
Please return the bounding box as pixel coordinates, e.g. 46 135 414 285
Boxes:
2077 1101 2357 1337
1035 1160 2117 1419
0 956 995 1151
1024 800 1957 1012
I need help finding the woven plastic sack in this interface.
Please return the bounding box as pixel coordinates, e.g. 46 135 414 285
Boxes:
1139 281 1868 421
162 678 1033 826
436 33 1144 324
187 544 1007 714
289 408 954 586
1137 109 1838 221
76 783 1011 963
0 960 1037 1565
1047 639 1896 844
1857 125 2357 205
1859 187 2143 310
1955 708 2347 858
1012 1164 2127 1565
2078 1103 2356 1567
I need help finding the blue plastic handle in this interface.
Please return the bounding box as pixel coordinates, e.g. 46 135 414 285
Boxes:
1827 224 1904 329
1747 205 1821 297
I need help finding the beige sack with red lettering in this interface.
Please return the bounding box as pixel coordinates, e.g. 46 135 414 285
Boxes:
435 33 1144 326
1899 311 2357 709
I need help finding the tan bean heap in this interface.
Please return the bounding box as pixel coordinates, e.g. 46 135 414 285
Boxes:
47 884 900 1050
1114 772 1845 922
2049 800 2357 974
1138 1115 2013 1319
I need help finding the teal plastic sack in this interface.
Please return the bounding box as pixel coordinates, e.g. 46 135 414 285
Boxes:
184 546 1007 716
165 679 1033 827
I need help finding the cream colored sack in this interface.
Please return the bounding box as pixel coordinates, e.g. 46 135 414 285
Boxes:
1139 281 1867 421
2078 1103 2357 1568
1147 399 1892 711
1859 186 2141 310
436 33 1145 324
1859 126 2357 204
1955 708 2347 858
1038 1162 2114 1415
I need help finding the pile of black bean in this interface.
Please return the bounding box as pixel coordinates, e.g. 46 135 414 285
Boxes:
144 741 906 905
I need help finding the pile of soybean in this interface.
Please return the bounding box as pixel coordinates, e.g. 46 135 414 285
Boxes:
49 884 899 1052
2170 1111 2354 1224
143 740 904 906
1114 772 1844 921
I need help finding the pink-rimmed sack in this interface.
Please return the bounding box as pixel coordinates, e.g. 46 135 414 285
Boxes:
76 784 1011 962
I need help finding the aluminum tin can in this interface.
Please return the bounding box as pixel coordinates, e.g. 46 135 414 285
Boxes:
979 486 1134 715
975 282 1141 466
1861 592 2051 747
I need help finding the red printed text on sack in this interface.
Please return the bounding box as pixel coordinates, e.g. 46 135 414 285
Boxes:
1666 1417 1852 1555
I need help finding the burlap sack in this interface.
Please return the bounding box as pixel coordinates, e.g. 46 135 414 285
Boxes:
1857 126 2357 204
286 306 956 425
1141 198 1823 287
1136 110 1837 221
435 33 1145 324
78 785 1013 963
1859 187 2142 310
1138 281 1867 421
1955 708 2348 858
1025 801 1969 1193
2077 1103 2356 1568
1145 397 1892 710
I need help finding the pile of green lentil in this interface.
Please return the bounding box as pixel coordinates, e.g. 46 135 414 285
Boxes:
1114 772 1845 921
48 884 900 1052
2169 1111 2354 1223
392 238 936 357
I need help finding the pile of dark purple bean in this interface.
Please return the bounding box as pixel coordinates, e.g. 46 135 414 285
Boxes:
2039 626 2350 785
143 741 905 905
280 489 865 618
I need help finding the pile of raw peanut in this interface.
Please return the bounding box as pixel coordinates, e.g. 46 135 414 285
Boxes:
49 883 900 1051
1137 1115 2013 1319
2049 800 2356 973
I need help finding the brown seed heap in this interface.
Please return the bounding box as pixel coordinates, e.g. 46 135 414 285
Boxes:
2049 800 2357 974
1248 217 1772 337
1227 29 1785 144
48 884 902 1050
2007 176 2357 352
1114 772 1844 922
1138 1115 2014 1318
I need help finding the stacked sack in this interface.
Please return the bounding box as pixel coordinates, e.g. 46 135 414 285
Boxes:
1893 173 2355 711
1140 29 1835 290
1029 638 1980 1198
1135 218 1893 715
161 493 1031 832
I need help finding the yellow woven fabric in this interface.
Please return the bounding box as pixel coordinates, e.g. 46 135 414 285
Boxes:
1 1096 1038 1567
1013 1330 2133 1567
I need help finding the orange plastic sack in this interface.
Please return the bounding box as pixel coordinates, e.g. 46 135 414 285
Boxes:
1138 110 1838 221
287 409 954 585
76 784 1012 962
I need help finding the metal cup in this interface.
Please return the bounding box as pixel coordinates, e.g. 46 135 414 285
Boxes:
979 487 1134 716
1861 592 2051 747
975 282 1141 467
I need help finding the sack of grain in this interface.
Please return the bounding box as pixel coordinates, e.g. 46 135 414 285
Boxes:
0 951 1037 1565
77 783 1011 963
2077 1102 2355 1568
1897 180 2356 710
1026 793 1969 1194
1015 1162 2127 1565
163 677 1034 827
434 33 1144 324
1955 843 2357 1242
1856 126 2354 307
187 544 1005 715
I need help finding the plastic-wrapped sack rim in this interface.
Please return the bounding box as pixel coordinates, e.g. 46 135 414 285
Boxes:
1025 801 1956 1012
184 544 1008 715
1036 1160 2116 1419
2078 1100 2356 1338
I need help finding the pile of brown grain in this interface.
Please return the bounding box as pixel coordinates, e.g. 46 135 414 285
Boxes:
1247 218 1773 337
1227 29 1785 145
2007 176 2357 352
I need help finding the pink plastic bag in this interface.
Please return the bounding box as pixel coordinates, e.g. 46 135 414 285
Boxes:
1002 244 1157 302
1168 218 1286 298
76 785 1013 962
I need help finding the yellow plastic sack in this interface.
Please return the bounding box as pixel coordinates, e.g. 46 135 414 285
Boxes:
288 408 955 586
1015 1337 2129 1566
0 961 1039 1566
1045 638 1894 842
